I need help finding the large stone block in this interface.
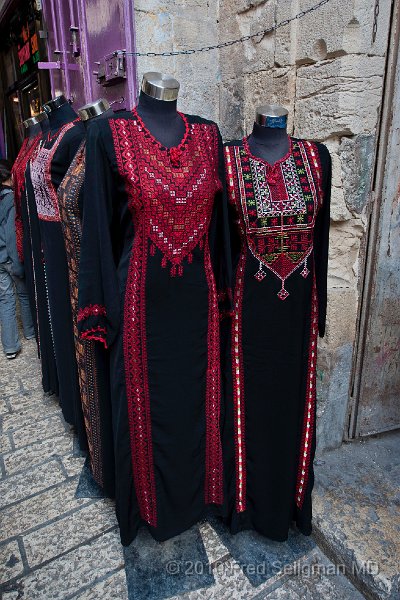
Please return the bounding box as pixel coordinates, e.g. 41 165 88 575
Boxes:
328 220 365 288
243 67 296 135
339 134 375 215
275 0 391 67
295 56 384 139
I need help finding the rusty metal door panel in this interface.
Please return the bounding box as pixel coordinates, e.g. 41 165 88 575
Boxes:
351 24 400 437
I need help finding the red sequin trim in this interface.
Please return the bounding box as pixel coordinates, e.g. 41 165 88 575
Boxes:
77 304 107 322
124 219 157 526
204 234 223 505
231 249 247 512
295 272 318 508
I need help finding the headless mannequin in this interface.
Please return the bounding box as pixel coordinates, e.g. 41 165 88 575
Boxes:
23 113 47 139
78 98 114 128
247 105 290 165
135 73 185 148
43 96 78 133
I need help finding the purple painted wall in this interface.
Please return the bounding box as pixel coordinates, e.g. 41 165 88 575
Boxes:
39 0 137 111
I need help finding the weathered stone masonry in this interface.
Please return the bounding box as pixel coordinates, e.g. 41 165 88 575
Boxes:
133 0 392 452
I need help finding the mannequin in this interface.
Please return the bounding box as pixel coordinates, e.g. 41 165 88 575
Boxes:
247 105 290 165
43 94 78 132
57 97 115 496
23 112 47 139
28 94 87 449
77 72 232 546
135 72 185 148
223 108 332 544
78 98 113 124
15 114 59 396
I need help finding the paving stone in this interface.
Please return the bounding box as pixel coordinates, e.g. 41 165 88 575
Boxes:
313 432 400 600
3 433 73 476
61 455 86 477
0 478 91 543
2 402 60 433
23 500 117 567
11 415 67 449
199 520 230 566
0 540 24 585
0 433 12 453
7 530 125 599
0 460 66 509
74 569 128 599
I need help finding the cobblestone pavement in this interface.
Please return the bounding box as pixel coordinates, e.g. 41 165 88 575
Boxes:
0 337 366 599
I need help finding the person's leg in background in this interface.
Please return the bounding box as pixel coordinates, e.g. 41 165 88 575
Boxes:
0 261 21 356
12 265 35 340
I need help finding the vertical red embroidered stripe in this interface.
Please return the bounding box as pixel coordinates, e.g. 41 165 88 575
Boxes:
295 271 319 509
231 249 247 512
124 220 157 526
204 234 223 505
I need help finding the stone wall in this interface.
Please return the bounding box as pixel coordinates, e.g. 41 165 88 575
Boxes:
133 0 392 452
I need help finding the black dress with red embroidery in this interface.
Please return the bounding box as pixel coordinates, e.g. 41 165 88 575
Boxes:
29 121 87 450
223 136 331 541
77 110 232 545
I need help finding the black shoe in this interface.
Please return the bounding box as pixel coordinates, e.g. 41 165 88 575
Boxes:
6 350 19 359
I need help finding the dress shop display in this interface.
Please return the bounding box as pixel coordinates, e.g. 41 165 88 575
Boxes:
11 73 331 549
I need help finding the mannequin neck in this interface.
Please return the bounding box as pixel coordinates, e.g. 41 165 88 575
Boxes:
84 107 114 129
136 91 178 120
47 102 77 131
248 122 290 164
135 91 184 148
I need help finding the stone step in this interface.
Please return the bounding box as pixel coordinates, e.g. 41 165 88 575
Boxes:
312 431 400 600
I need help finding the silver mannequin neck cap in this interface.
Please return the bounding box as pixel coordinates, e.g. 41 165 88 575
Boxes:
256 104 288 127
141 72 180 102
23 112 48 128
78 98 111 121
43 94 69 114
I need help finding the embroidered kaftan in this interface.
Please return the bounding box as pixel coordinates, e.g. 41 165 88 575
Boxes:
223 136 331 540
57 140 115 496
77 110 232 545
29 121 87 447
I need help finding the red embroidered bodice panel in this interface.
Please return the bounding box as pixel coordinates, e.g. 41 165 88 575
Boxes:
12 134 42 261
225 138 323 299
110 116 222 273
109 114 224 527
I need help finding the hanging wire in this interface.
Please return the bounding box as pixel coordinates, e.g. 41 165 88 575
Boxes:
123 0 333 58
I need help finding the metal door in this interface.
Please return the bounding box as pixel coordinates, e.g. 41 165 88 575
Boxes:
348 2 400 437
39 0 137 110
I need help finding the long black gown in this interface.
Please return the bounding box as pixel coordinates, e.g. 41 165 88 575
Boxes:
223 136 331 540
29 119 87 448
77 109 232 545
57 139 115 496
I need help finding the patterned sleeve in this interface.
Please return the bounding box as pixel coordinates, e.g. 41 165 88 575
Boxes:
314 142 332 338
77 122 120 348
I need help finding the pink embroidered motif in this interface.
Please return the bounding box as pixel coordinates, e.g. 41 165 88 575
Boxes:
30 122 75 222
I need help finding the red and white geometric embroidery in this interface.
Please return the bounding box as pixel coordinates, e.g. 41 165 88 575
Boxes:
295 274 318 508
30 122 75 222
226 138 323 300
110 114 224 524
